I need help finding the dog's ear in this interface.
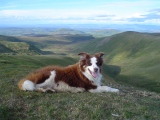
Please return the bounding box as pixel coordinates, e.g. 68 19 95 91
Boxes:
95 52 105 59
78 52 89 60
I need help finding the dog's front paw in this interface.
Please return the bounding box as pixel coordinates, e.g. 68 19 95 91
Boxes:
100 86 119 93
110 88 119 93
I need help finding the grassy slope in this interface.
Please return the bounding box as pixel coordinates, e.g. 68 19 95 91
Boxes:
0 43 14 53
0 35 42 55
76 31 160 93
85 29 122 38
0 55 160 120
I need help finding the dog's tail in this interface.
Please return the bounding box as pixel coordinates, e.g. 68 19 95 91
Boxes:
18 79 35 91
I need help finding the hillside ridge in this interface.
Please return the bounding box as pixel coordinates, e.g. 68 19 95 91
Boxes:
0 35 42 55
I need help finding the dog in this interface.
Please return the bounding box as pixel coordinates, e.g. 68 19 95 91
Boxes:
18 52 119 93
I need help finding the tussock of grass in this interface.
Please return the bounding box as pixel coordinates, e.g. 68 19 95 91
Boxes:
0 55 160 120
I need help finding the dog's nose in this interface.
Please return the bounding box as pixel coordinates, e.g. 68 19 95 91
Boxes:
94 68 98 72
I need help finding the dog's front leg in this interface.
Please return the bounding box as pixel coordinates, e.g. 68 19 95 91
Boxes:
89 86 119 93
100 86 119 92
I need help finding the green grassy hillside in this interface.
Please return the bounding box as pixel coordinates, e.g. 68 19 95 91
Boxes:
0 55 160 120
77 31 160 93
85 29 122 38
0 43 14 53
0 35 42 55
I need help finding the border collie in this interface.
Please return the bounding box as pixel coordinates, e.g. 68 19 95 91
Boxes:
18 52 119 93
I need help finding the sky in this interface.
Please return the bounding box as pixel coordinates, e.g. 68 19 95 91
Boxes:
0 0 160 26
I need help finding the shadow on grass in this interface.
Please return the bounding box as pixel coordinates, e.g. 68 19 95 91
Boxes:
102 64 160 93
103 64 121 77
116 75 160 93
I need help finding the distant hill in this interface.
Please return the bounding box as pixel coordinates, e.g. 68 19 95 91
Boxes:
0 28 86 36
85 29 122 38
17 29 95 55
53 28 85 35
19 28 94 44
0 35 42 55
77 31 160 92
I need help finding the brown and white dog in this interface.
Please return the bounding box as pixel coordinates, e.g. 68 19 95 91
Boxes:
18 52 119 93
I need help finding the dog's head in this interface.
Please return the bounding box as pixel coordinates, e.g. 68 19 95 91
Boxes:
78 52 104 81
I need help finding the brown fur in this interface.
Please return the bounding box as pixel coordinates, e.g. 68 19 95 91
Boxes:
18 79 26 90
54 63 97 91
18 63 97 91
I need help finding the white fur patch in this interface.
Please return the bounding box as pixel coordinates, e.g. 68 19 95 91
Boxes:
22 80 35 91
54 81 85 93
35 70 56 90
90 57 98 69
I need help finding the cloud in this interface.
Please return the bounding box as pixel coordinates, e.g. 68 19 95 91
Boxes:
0 6 160 25
0 9 114 20
149 8 160 13
126 8 160 24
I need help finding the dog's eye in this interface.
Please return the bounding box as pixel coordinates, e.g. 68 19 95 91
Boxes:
86 61 92 66
96 62 101 66
88 63 92 66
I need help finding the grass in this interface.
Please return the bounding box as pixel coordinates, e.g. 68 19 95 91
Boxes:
0 55 160 120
